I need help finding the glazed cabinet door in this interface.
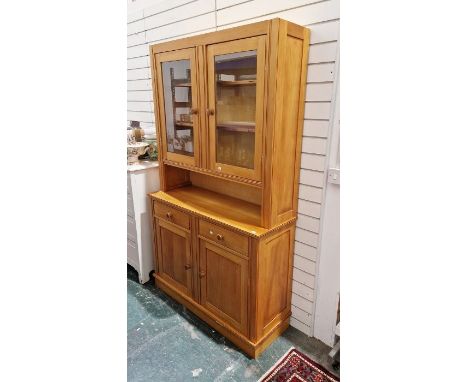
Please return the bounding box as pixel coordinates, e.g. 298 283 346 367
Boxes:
156 219 193 298
154 48 200 166
206 36 266 181
199 239 248 335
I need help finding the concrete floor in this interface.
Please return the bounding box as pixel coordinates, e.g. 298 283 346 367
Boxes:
127 265 337 381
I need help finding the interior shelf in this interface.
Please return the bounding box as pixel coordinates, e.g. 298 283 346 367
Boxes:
174 83 192 87
217 121 255 133
217 80 256 86
175 121 193 128
153 186 266 235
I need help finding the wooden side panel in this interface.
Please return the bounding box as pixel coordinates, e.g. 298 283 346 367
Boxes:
164 165 191 190
268 21 309 226
256 227 293 338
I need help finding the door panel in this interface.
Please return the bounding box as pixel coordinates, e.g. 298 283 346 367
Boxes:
156 219 193 298
206 36 266 181
154 48 200 166
199 240 248 335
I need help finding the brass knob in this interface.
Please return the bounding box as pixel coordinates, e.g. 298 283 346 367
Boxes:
190 108 198 115
199 271 206 278
207 108 215 116
184 264 192 270
216 234 224 241
166 212 172 219
209 230 214 235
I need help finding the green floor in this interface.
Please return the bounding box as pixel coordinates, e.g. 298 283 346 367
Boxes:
127 265 337 381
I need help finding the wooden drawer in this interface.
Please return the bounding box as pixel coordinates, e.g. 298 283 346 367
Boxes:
199 220 248 255
154 202 190 230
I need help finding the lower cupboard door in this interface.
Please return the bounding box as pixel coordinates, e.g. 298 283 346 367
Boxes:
157 219 193 299
199 239 248 336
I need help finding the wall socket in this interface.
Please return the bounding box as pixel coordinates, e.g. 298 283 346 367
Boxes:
328 168 340 185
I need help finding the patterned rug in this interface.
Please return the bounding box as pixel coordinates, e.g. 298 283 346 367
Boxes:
258 348 339 382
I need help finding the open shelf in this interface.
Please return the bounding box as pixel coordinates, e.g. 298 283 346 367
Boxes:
217 80 256 86
153 186 266 235
174 83 192 87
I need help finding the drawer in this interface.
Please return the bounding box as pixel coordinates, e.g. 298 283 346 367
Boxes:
199 220 248 255
154 202 190 230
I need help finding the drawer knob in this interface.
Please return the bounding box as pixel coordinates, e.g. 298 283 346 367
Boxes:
166 212 173 219
184 264 192 270
216 234 224 241
209 230 214 235
199 271 206 278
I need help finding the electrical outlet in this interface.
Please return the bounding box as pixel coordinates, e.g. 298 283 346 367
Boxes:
328 168 340 184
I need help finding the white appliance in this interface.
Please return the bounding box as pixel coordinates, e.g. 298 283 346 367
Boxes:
127 161 160 283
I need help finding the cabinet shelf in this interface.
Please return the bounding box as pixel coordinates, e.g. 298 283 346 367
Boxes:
175 121 193 128
152 186 266 235
217 80 256 86
174 83 192 87
217 121 255 133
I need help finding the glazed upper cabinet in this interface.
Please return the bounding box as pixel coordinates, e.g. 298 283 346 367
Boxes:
153 36 266 182
155 48 200 167
207 36 266 180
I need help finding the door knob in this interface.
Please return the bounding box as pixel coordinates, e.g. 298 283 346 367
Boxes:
190 108 198 115
206 109 215 116
199 271 206 278
184 264 192 270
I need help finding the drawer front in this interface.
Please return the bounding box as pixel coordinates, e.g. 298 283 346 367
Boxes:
154 202 190 230
199 220 248 255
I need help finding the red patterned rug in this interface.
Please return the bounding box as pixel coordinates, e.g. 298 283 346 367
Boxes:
258 348 339 382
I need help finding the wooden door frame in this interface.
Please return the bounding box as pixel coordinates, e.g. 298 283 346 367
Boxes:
205 36 266 181
154 48 201 167
156 218 193 299
199 239 248 335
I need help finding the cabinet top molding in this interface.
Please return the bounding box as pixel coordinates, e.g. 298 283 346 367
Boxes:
150 18 308 54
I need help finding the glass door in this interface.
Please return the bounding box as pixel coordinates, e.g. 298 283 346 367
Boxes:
206 36 266 181
154 48 200 166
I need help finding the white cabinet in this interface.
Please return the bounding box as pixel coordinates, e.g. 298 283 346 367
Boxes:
127 161 160 283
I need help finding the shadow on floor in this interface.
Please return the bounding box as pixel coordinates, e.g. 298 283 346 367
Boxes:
127 265 337 382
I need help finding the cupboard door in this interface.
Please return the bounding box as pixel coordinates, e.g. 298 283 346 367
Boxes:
199 240 248 335
156 219 193 298
154 48 200 166
206 36 266 181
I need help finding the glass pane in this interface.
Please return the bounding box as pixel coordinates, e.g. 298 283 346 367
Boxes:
215 50 257 169
161 59 194 157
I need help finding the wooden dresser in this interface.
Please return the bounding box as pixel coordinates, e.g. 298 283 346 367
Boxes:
149 18 310 358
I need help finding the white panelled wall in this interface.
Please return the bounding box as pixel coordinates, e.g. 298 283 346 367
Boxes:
127 0 340 339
